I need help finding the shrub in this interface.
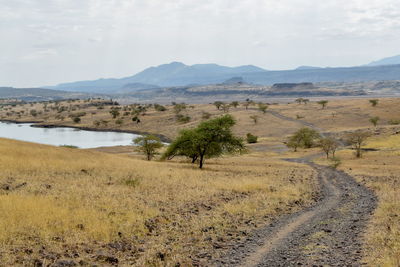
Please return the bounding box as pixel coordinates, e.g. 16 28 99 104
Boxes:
30 110 37 117
246 133 258 143
369 99 379 107
154 104 167 112
176 114 191 124
109 108 120 119
330 157 342 169
388 119 400 125
173 103 187 114
72 117 81 123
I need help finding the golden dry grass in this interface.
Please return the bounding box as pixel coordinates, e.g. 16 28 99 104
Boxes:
0 138 317 266
272 98 400 133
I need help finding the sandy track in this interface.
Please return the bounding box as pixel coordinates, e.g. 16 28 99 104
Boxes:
217 158 377 266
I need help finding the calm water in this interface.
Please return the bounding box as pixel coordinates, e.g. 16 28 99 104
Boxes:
0 122 140 148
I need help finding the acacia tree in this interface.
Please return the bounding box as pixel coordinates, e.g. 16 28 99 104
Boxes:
214 101 224 110
317 100 328 109
258 103 268 113
319 137 339 158
109 108 120 119
369 116 380 127
221 103 230 113
162 115 245 168
250 115 258 124
243 99 254 110
286 127 321 152
345 130 370 158
231 101 239 108
369 99 379 107
134 135 163 161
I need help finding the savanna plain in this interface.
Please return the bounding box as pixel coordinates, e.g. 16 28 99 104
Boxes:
0 97 399 266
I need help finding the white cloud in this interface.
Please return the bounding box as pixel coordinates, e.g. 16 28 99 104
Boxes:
0 0 400 87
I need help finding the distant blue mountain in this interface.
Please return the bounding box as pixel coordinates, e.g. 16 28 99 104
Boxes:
45 60 400 94
47 62 265 93
366 55 400 66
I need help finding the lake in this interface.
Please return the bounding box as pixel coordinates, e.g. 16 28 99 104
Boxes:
0 121 141 148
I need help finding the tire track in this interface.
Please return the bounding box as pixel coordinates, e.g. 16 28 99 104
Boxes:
218 158 377 266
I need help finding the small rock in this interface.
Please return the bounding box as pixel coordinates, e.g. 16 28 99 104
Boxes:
50 259 77 267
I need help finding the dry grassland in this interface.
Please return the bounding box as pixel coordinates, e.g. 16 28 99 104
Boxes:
273 98 400 133
0 138 317 266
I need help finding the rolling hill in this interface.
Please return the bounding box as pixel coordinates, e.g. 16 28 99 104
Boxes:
45 61 400 94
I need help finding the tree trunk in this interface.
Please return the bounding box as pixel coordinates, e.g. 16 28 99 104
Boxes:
199 154 204 169
356 146 361 158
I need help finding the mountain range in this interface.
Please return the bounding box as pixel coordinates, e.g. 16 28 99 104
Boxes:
44 55 400 94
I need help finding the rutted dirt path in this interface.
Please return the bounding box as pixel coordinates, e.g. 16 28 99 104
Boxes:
217 157 377 266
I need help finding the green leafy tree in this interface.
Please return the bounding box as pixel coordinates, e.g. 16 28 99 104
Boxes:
369 116 380 127
286 127 321 151
317 100 328 109
369 99 379 107
231 101 239 108
134 135 163 161
162 115 244 168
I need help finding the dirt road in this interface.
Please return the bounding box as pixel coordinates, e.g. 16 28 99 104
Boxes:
218 158 377 266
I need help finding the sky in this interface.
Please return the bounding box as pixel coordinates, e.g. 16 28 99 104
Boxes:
1 0 400 87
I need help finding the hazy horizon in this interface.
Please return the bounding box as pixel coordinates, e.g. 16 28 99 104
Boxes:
1 0 400 87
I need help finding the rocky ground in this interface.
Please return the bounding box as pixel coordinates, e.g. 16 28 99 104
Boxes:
217 158 377 266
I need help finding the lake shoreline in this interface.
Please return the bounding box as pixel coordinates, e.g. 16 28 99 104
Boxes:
0 119 171 143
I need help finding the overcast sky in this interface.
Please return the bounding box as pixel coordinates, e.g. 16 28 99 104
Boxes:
1 0 400 87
